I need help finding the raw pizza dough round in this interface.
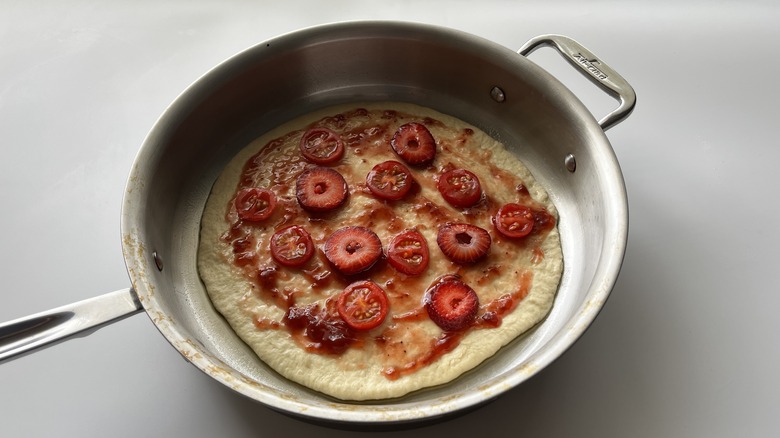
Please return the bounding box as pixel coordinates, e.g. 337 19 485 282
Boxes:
197 102 563 400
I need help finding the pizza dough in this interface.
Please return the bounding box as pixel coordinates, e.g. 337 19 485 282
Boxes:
197 102 563 400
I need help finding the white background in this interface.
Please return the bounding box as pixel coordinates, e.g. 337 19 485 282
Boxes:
1 1 778 436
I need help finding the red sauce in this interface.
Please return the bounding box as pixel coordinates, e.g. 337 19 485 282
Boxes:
220 107 556 380
516 183 530 199
257 266 277 289
383 331 464 380
391 307 427 322
382 271 533 379
476 271 532 329
531 247 545 265
282 300 358 354
532 207 556 233
301 263 334 289
254 317 281 330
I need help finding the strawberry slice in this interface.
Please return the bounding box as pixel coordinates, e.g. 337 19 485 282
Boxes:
424 279 479 331
436 222 491 264
390 122 437 166
295 166 349 212
324 226 383 275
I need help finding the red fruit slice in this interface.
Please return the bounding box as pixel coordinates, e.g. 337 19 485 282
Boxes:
424 279 479 331
234 187 277 221
324 226 383 275
366 160 414 201
437 168 482 208
295 167 348 212
300 127 344 165
390 122 436 166
493 203 535 238
337 280 389 331
270 225 315 267
436 222 491 264
387 229 429 276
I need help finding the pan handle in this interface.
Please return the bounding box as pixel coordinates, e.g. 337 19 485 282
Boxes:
518 34 636 131
0 288 143 364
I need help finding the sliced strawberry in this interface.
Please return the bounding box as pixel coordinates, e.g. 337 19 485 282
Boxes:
436 222 491 264
390 122 436 166
424 279 479 331
324 226 383 275
295 166 348 212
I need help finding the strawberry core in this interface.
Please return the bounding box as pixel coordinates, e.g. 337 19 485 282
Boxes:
346 241 361 254
456 232 472 245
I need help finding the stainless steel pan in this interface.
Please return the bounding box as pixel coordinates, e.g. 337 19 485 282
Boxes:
0 21 635 427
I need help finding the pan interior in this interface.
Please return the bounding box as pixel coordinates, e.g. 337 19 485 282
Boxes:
121 21 626 425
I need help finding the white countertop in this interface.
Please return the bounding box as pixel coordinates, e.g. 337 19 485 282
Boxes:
2 1 778 436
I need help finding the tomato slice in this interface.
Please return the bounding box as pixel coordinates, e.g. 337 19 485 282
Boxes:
366 160 414 200
493 203 535 238
300 127 344 165
270 225 314 267
337 280 389 331
234 187 277 221
437 168 482 208
387 229 429 275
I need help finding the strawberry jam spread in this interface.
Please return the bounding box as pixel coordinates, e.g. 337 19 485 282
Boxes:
220 107 556 379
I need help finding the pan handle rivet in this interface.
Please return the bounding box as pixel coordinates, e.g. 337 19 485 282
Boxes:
490 86 506 103
565 153 577 173
153 251 164 271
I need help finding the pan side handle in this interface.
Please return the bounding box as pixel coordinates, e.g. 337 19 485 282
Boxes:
0 288 143 364
519 34 636 131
